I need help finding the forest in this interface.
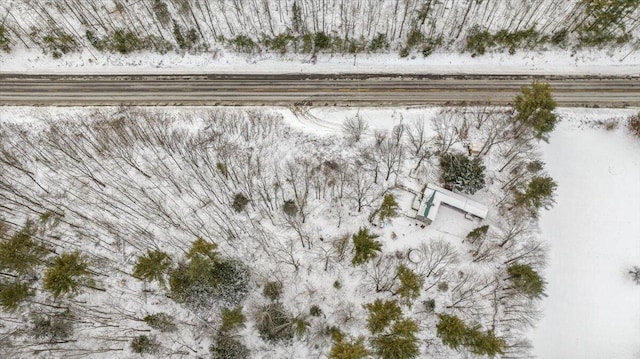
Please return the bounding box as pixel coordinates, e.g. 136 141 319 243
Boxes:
0 83 577 358
0 0 638 58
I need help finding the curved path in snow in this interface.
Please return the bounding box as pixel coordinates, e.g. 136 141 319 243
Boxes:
1 74 639 107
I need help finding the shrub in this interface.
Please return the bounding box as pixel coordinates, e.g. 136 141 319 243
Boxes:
309 305 322 317
629 266 640 285
42 33 78 58
314 32 331 50
210 335 250 359
0 25 10 52
329 336 369 359
263 281 283 301
282 200 298 217
437 282 449 292
144 312 177 332
230 35 257 53
169 240 250 308
31 311 74 341
627 112 640 138
255 302 295 342
130 335 159 354
368 33 388 52
232 193 249 212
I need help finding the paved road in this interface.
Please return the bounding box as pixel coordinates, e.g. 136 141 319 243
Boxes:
1 74 639 107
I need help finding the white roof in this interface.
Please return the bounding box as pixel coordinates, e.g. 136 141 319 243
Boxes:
418 183 488 221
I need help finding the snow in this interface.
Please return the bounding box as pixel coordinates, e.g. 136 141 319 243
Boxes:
1 47 639 75
531 113 640 359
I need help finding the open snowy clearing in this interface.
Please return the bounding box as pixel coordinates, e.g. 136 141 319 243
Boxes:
530 114 640 359
1 47 639 75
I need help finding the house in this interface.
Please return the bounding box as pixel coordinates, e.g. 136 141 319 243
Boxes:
415 183 488 224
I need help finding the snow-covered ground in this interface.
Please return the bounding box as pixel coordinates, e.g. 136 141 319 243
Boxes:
1 47 639 75
531 112 640 359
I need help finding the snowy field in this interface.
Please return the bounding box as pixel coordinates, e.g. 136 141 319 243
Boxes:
531 111 640 359
1 47 639 75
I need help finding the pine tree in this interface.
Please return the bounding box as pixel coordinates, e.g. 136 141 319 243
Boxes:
364 299 402 334
379 194 399 221
43 251 93 299
370 318 420 359
514 175 557 218
0 221 48 276
514 81 558 141
394 264 423 304
133 250 172 286
144 312 177 332
220 306 246 333
439 153 486 194
466 225 489 244
130 335 159 354
0 281 32 311
465 327 505 356
351 228 382 266
436 314 467 350
329 336 370 359
507 264 546 299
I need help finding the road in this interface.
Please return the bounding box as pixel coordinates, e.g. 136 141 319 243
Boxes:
1 74 639 107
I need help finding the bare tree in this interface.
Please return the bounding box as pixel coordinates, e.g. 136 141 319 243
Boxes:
342 114 369 143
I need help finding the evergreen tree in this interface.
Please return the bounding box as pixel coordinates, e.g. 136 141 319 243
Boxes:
370 318 420 359
210 334 250 359
220 306 246 334
0 281 32 311
465 327 505 356
130 335 159 354
439 153 486 194
394 264 423 304
351 228 382 266
507 264 546 299
31 310 74 341
329 336 369 359
144 312 177 332
364 299 402 334
43 251 93 299
514 175 557 218
436 314 467 350
232 193 249 212
0 221 48 276
466 225 489 244
133 250 172 286
379 194 399 221
514 81 558 141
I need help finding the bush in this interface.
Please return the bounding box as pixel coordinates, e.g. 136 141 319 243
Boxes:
255 302 295 342
210 335 250 359
369 33 388 52
0 25 10 52
110 30 144 54
282 200 298 217
629 266 640 285
465 26 494 56
31 311 74 341
314 32 331 50
263 281 283 301
230 35 257 53
144 312 177 332
232 193 249 212
627 112 640 138
42 33 78 58
309 304 322 317
169 240 250 309
131 335 159 354
437 282 449 292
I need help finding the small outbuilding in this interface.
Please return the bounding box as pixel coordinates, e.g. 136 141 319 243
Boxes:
415 183 488 224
